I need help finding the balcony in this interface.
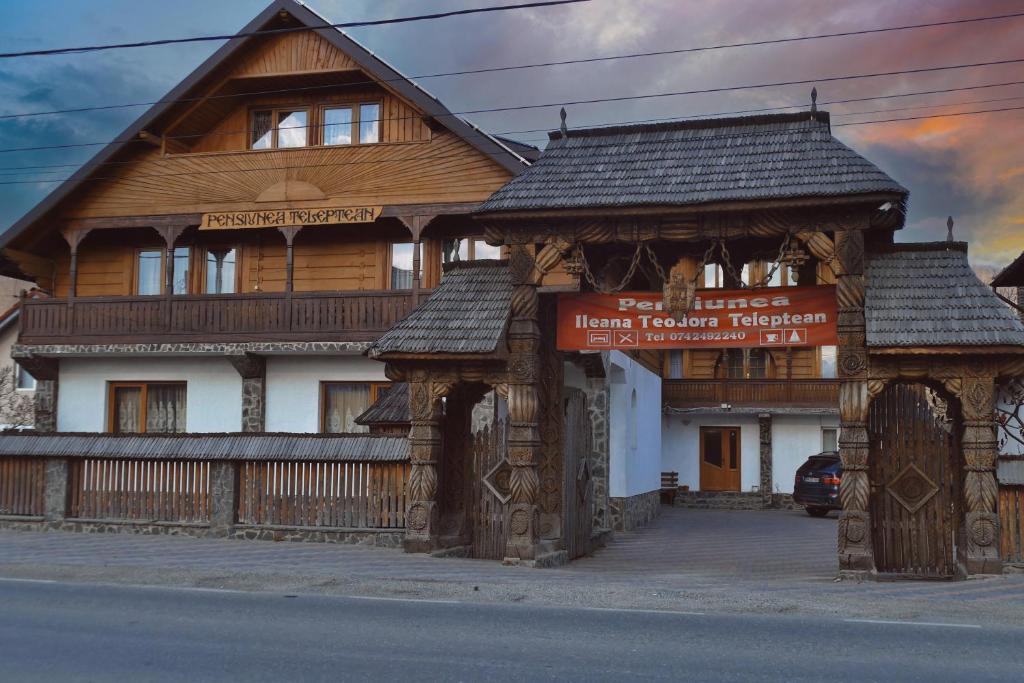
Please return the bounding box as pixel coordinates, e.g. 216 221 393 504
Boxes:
18 290 420 345
663 379 839 409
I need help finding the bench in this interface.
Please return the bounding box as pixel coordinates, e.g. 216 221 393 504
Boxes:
660 471 679 505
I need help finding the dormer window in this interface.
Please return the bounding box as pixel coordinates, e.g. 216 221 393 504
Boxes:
250 108 309 149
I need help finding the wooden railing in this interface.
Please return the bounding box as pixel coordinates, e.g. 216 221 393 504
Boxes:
237 461 410 529
0 458 46 517
18 290 422 345
663 379 839 408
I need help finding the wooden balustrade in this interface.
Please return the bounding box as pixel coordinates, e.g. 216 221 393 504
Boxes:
662 379 839 408
18 290 421 345
237 461 409 529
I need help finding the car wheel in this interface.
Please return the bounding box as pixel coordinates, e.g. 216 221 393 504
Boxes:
805 507 830 518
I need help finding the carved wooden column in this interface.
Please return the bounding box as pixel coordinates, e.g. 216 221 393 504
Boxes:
59 228 91 300
959 370 1002 574
505 242 542 560
155 224 188 297
404 375 450 553
834 226 874 573
278 226 302 293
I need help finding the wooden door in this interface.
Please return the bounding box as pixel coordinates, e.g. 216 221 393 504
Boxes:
700 427 741 492
563 389 593 560
869 383 960 578
471 418 509 560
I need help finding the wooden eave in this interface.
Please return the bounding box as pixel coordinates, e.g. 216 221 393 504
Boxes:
868 345 1024 355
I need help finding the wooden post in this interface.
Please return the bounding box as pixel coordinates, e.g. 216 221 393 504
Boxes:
278 226 302 294
959 371 1002 574
404 376 450 553
59 229 90 336
154 224 188 332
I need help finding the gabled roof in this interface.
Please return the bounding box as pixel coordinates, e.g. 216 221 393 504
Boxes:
864 242 1024 348
0 0 528 250
477 112 908 214
369 260 512 357
355 382 410 426
991 251 1024 288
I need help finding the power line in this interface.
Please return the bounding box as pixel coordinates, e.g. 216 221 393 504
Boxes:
0 0 591 59
0 104 1019 187
3 55 1024 155
3 10 1024 121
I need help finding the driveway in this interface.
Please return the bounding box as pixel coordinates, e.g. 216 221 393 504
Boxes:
572 506 838 581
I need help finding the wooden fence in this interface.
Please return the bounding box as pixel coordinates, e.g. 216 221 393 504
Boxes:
1000 486 1024 564
0 457 46 517
68 458 211 523
237 461 410 529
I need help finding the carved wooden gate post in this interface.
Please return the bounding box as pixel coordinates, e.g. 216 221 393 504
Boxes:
404 375 450 553
960 371 1003 574
835 227 875 573
504 242 542 560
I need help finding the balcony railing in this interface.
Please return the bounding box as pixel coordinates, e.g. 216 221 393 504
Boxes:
18 290 421 345
663 379 839 408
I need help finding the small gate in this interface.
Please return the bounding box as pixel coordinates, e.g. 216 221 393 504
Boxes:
471 418 509 559
563 389 593 559
869 383 960 578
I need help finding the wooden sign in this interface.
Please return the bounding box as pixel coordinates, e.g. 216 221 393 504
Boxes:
199 206 382 230
557 286 838 350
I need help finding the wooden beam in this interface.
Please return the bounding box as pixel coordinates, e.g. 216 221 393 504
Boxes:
64 214 202 231
382 202 478 219
59 228 91 299
138 131 163 148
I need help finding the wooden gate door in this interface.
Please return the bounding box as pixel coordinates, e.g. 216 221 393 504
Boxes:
471 418 509 560
563 389 593 560
869 383 960 578
699 427 741 492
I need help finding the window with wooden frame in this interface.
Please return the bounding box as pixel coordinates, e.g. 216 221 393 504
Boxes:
320 382 390 434
440 237 502 266
108 382 187 433
389 242 418 290
202 247 240 294
251 107 310 149
320 102 382 146
716 348 773 380
134 247 191 296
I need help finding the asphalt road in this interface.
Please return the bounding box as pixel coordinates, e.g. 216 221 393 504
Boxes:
1 578 1021 682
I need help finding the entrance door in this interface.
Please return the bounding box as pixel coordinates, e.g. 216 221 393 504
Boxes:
868 383 960 578
700 427 741 491
563 389 593 560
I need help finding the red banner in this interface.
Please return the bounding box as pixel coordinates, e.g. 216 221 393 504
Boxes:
557 287 838 350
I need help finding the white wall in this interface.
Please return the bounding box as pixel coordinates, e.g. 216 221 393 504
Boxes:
661 413 760 492
772 414 840 493
58 357 242 432
608 351 661 498
265 356 387 432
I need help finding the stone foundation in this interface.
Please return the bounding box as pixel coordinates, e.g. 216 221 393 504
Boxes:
0 516 403 548
608 490 661 531
673 491 805 511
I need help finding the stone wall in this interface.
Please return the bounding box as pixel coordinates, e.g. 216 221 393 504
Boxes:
673 491 804 511
608 489 660 531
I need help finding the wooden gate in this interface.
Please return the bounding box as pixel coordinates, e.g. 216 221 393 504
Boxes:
563 389 593 559
868 383 961 578
471 418 508 559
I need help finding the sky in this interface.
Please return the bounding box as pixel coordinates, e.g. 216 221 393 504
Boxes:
0 0 1022 269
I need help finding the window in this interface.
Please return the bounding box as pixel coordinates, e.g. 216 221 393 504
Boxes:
719 348 769 379
323 106 353 146
136 248 190 295
205 248 237 294
766 263 798 287
250 108 309 149
136 249 163 295
109 382 186 433
441 237 502 265
822 427 839 452
390 243 418 289
15 363 35 391
820 345 837 378
667 350 684 379
359 103 380 144
321 382 389 433
703 263 749 288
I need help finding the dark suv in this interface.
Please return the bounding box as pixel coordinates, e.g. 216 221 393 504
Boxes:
793 451 842 517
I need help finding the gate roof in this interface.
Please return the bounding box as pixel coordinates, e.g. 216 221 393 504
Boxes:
477 112 907 215
865 242 1024 348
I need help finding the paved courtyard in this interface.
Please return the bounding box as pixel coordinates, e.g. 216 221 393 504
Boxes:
2 507 1023 624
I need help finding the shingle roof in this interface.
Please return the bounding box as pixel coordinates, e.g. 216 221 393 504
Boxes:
369 260 512 357
864 243 1024 348
0 433 408 462
477 112 907 213
355 383 410 426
